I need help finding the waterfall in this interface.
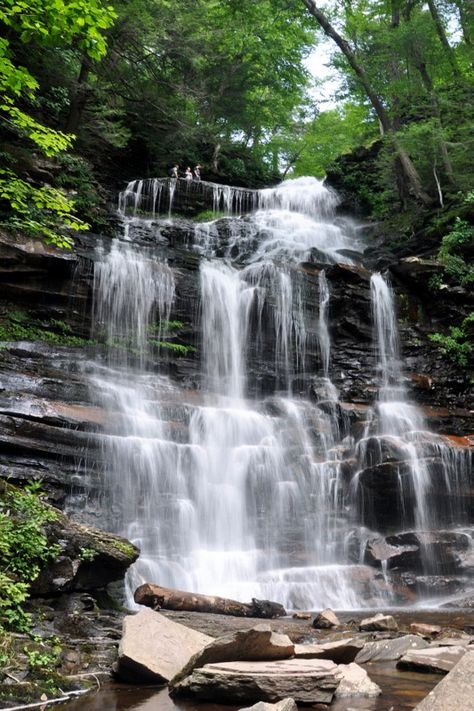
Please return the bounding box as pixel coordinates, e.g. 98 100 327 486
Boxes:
80 176 472 610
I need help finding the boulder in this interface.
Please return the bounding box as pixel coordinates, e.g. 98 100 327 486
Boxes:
312 608 340 629
170 625 294 686
359 613 398 632
238 700 297 711
355 635 429 663
171 658 342 704
409 623 441 638
116 609 211 683
413 651 474 710
295 639 364 664
397 645 467 674
334 662 381 698
292 612 311 620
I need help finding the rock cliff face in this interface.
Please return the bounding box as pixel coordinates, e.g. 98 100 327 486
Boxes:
0 193 472 606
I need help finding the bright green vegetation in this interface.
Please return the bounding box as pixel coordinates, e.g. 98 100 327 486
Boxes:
195 210 227 222
0 0 115 246
429 312 473 367
0 309 92 346
0 482 59 632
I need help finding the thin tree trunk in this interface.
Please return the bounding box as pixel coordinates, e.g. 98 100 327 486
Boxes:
426 0 461 77
65 58 91 135
301 0 432 206
453 0 472 46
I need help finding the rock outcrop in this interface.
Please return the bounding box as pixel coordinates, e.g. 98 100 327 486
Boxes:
116 609 212 683
413 651 474 710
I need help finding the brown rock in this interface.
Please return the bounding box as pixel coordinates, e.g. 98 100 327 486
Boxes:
294 639 364 664
410 623 442 637
413 651 474 710
397 645 467 674
171 658 342 704
170 624 294 686
312 608 340 629
292 612 311 620
116 609 211 683
359 613 398 632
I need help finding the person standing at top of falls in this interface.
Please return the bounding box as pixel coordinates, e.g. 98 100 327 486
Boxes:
169 164 179 179
194 164 202 181
185 166 193 182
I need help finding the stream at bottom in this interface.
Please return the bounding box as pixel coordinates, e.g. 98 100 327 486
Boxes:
58 609 474 711
59 668 440 711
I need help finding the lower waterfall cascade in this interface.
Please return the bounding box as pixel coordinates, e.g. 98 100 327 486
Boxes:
78 176 472 610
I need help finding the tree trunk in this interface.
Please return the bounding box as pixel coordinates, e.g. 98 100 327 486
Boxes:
65 58 91 135
427 0 461 77
134 583 287 618
301 0 432 206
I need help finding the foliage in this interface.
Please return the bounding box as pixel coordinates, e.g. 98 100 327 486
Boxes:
0 0 115 245
0 482 59 632
437 217 474 285
0 309 92 346
429 312 473 367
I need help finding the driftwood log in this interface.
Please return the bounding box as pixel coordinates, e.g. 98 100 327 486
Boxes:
134 583 286 618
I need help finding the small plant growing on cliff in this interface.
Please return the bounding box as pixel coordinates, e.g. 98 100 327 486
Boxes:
0 483 59 632
429 312 473 367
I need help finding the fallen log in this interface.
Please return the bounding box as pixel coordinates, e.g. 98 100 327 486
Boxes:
134 583 286 618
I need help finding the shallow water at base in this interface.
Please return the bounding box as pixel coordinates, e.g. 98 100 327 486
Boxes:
59 667 440 711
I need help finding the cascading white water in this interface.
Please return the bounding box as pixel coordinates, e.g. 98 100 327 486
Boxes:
84 176 471 610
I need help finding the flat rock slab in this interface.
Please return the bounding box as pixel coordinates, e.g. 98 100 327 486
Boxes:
397 645 467 674
410 623 441 637
295 639 364 664
171 658 341 704
335 662 381 698
414 651 474 710
355 635 430 663
171 624 294 685
116 609 211 683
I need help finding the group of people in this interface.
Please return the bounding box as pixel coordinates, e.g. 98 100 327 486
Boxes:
169 164 202 182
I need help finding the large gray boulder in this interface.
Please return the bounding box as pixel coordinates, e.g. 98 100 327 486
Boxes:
413 651 474 710
171 658 342 704
355 635 430 663
397 645 467 674
116 609 211 683
170 624 294 686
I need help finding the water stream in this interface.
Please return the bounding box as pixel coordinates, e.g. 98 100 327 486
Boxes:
80 177 472 611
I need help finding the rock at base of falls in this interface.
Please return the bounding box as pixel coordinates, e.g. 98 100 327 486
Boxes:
413 651 474 710
312 608 340 629
409 623 442 637
359 613 398 632
238 699 297 711
334 662 382 698
397 645 467 674
170 624 294 686
115 609 212 684
355 634 430 663
170 658 342 704
294 639 364 664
